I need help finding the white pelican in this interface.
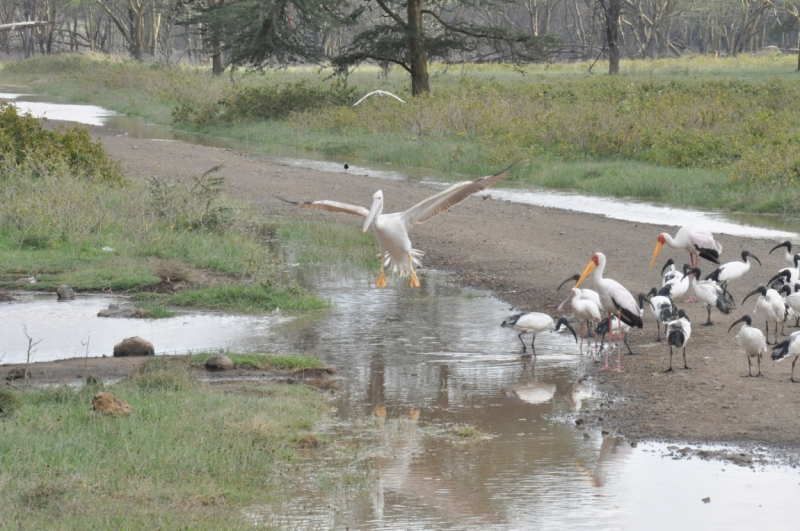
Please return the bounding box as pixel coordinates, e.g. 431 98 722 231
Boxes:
688 268 731 326
500 313 577 358
279 164 513 288
728 315 768 378
576 252 643 371
768 241 800 267
743 286 783 344
596 315 636 357
353 90 407 106
705 250 761 292
772 331 800 383
650 226 723 302
664 309 692 372
567 288 602 353
644 287 675 341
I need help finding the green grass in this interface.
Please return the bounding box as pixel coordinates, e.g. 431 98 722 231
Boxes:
0 361 367 529
3 54 800 214
187 351 326 370
161 283 330 313
133 303 177 318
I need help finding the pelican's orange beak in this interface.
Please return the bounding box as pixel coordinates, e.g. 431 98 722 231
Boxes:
649 241 663 270
576 259 596 287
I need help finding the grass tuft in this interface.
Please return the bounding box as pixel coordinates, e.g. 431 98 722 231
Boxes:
187 351 325 370
0 388 20 415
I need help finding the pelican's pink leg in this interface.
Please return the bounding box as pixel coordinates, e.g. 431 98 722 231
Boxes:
600 312 612 371
612 312 624 372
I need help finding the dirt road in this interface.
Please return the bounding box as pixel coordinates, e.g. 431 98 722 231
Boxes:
91 125 800 452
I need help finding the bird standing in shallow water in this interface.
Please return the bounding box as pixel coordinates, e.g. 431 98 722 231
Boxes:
665 309 692 372
501 313 577 359
575 252 643 372
279 164 514 288
729 315 767 378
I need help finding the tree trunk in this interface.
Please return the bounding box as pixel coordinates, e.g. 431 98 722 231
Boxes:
601 0 621 74
407 0 430 95
208 0 223 75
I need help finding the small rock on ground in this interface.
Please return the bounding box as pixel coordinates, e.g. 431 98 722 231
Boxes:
113 336 155 357
56 284 76 301
92 392 134 415
205 354 235 371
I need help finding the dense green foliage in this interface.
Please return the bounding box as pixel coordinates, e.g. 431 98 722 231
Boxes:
0 103 123 183
0 368 363 529
4 54 800 213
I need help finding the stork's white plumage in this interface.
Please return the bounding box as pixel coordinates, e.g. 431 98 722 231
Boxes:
728 315 768 377
501 313 577 358
650 226 723 302
576 252 643 372
743 286 783 345
644 287 675 341
279 164 513 288
568 288 602 354
772 331 800 383
665 309 692 372
688 268 731 326
705 250 761 291
557 274 604 311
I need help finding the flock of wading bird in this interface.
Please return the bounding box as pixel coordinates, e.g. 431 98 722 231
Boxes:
280 164 800 383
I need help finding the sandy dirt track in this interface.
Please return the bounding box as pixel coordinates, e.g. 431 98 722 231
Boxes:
82 125 800 452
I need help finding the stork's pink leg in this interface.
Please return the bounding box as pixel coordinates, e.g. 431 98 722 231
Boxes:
612 312 624 371
579 321 585 354
600 312 612 371
685 253 698 303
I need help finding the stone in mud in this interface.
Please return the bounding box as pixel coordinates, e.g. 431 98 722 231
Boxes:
86 374 102 385
205 354 235 371
56 284 76 301
0 292 16 302
6 367 31 380
113 336 154 357
92 392 134 415
98 303 149 318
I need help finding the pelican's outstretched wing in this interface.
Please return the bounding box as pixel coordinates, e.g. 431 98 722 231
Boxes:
353 90 407 106
401 163 516 229
276 197 369 218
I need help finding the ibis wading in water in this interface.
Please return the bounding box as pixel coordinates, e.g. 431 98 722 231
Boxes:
649 226 722 302
501 313 577 358
575 252 643 371
728 315 767 378
279 164 513 288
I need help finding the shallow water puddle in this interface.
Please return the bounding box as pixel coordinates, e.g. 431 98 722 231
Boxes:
2 87 797 239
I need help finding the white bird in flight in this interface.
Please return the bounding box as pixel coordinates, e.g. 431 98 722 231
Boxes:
353 90 407 106
279 164 514 288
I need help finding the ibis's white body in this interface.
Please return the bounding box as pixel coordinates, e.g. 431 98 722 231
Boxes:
663 273 690 300
504 312 558 335
709 259 751 283
666 316 692 346
735 324 767 359
690 276 727 312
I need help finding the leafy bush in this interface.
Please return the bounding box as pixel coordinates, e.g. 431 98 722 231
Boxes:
173 79 358 124
0 103 123 183
0 388 20 415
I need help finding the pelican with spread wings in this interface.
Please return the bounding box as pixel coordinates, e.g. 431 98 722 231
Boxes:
279 164 514 288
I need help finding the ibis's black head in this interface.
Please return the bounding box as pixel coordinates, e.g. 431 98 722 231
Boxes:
660 258 676 276
795 283 800 293
689 267 702 279
794 254 800 268
768 269 792 287
769 241 792 255
557 274 580 292
780 284 792 297
728 314 752 333
682 263 692 274
646 286 658 298
555 316 578 344
638 292 650 310
743 286 768 305
676 308 689 321
742 250 761 266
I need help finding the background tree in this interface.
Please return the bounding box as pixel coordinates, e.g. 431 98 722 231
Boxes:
331 0 558 95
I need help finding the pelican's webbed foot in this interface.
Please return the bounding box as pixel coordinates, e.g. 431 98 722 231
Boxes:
376 269 387 288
